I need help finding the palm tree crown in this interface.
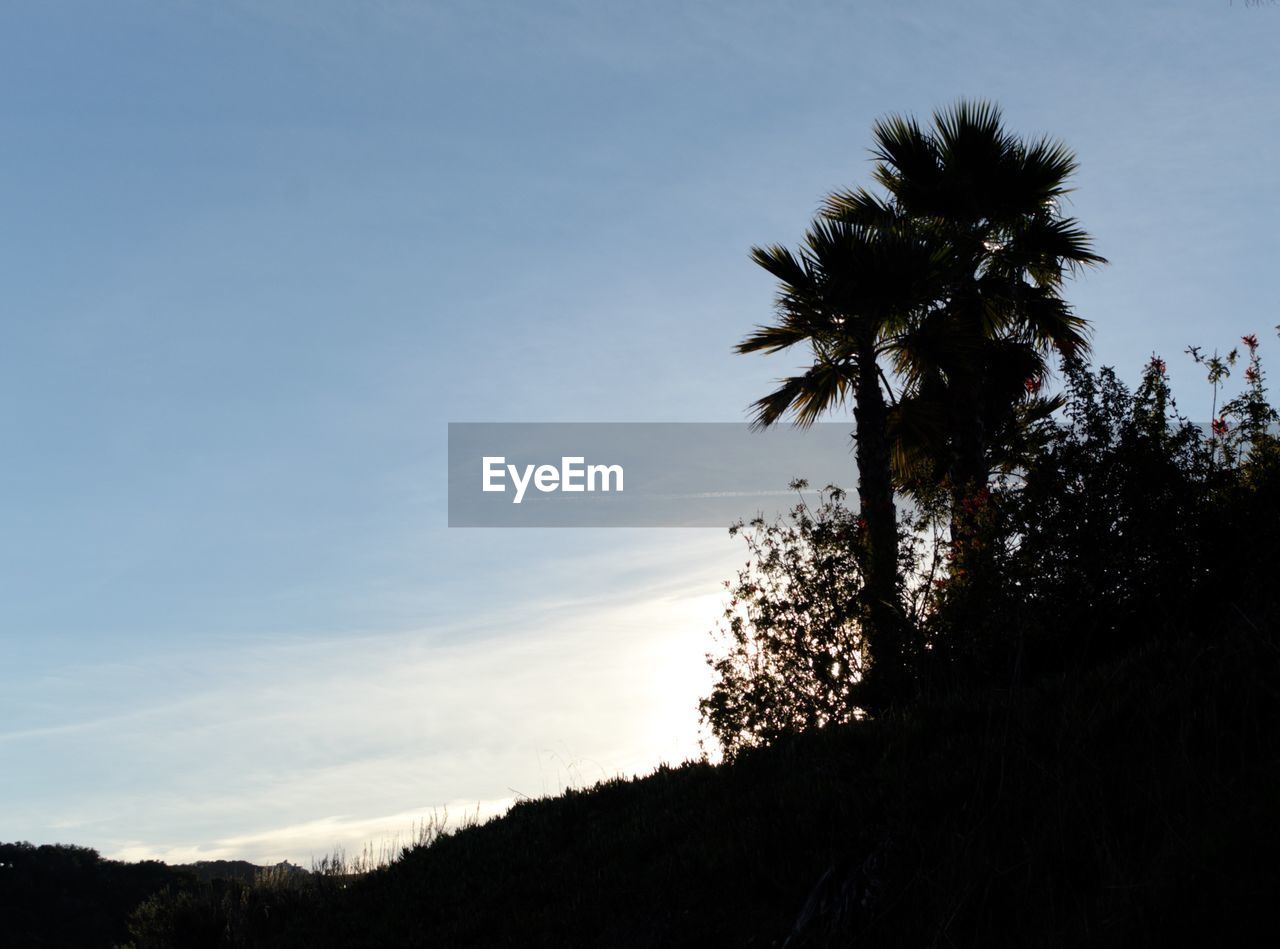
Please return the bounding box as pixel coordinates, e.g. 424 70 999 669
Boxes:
738 219 944 428
825 100 1106 494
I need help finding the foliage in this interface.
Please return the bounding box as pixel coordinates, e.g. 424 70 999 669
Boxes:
904 356 1186 694
1191 330 1280 466
706 331 1280 746
964 335 1279 680
699 481 955 756
698 481 868 756
0 842 190 949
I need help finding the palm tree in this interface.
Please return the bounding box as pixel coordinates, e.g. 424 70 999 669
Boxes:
741 102 1102 700
738 218 944 708
825 100 1105 566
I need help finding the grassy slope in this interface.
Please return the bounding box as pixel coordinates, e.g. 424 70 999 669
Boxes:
145 612 1277 948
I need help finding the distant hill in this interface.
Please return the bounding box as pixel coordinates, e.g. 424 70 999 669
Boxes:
0 842 308 949
181 859 309 885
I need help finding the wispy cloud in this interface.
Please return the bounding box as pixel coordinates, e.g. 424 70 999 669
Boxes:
2 534 732 864
110 798 514 866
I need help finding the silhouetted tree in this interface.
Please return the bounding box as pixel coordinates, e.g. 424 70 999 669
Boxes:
739 220 944 709
742 102 1103 707
825 100 1105 591
699 483 867 755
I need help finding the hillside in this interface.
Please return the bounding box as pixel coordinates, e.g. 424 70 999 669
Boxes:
116 606 1279 948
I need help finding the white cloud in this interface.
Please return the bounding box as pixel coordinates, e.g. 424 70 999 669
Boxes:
2 534 734 865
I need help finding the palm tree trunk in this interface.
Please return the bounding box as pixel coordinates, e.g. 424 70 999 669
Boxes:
853 344 907 709
943 367 997 679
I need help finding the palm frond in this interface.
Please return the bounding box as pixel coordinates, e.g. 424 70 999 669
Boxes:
748 362 854 430
750 244 810 289
887 394 949 487
988 215 1107 286
1017 136 1080 200
1015 287 1092 359
736 322 817 356
821 187 898 227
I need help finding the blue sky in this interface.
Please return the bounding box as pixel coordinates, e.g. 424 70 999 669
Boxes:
1 0 1277 863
